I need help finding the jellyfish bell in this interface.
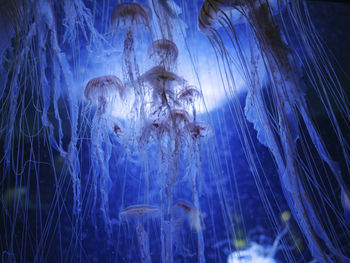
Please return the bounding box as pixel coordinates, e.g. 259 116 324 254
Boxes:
140 66 184 104
84 75 124 115
119 204 160 221
141 66 184 90
111 2 152 107
111 2 151 30
176 85 202 118
110 2 152 58
177 85 201 106
147 39 179 68
280 210 291 223
140 109 190 145
198 0 286 51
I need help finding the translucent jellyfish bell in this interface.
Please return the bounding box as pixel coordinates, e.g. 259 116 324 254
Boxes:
119 204 160 220
176 85 202 117
148 39 178 68
111 2 151 29
141 66 184 89
140 66 184 105
84 75 124 115
177 85 200 106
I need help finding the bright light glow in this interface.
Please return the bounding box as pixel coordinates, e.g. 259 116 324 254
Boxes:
82 32 246 119
227 243 276 263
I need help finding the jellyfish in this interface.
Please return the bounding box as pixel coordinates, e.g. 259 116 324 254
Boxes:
180 121 213 263
111 2 152 119
137 52 210 263
148 39 178 69
85 75 124 115
177 85 201 121
140 65 184 116
119 204 160 263
84 74 124 234
0 0 349 262
198 0 350 262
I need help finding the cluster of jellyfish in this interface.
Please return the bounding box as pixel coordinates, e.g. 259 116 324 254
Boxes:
0 0 350 262
84 2 211 262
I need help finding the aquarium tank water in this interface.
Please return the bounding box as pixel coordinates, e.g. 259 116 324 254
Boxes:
0 0 350 262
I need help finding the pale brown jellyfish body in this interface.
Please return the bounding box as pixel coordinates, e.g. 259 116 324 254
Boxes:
111 2 152 111
140 65 198 263
199 1 350 262
148 39 178 69
177 85 200 105
177 85 201 121
84 75 124 115
84 75 124 237
140 65 184 115
111 3 150 29
119 204 160 263
174 121 212 263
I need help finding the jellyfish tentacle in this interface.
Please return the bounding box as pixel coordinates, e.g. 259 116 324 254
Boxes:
199 0 350 262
